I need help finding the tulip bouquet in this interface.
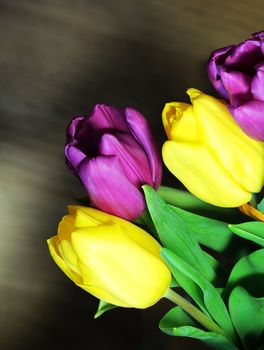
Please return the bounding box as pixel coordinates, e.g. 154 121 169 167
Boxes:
47 32 264 350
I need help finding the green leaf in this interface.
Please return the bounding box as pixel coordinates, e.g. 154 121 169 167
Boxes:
157 186 242 222
170 275 180 288
229 221 264 247
143 185 216 282
169 205 232 252
94 300 116 318
160 307 239 350
161 248 236 342
226 249 264 298
257 197 264 214
229 286 264 350
139 210 158 238
160 305 197 328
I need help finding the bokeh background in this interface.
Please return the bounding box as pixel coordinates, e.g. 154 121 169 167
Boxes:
0 1 263 349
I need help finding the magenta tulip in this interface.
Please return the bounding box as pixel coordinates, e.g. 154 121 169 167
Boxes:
207 31 264 141
65 104 162 220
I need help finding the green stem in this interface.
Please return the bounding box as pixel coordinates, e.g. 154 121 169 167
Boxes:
164 288 227 337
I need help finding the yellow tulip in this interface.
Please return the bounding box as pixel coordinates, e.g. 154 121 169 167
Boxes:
162 89 264 207
47 206 171 308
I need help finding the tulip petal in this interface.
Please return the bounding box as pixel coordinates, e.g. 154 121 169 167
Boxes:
124 107 162 188
64 143 87 170
78 283 131 307
253 31 264 54
224 39 261 71
188 89 264 192
99 133 152 186
66 116 85 140
220 70 252 106
78 156 145 220
72 225 171 308
58 240 81 276
47 236 82 284
58 214 75 241
229 101 264 141
70 206 161 257
162 140 252 207
207 45 233 99
74 209 101 227
88 104 129 132
170 105 198 142
251 63 264 101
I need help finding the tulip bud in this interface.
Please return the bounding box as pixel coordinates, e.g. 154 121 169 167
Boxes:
162 89 264 207
65 105 162 221
207 32 264 141
47 206 171 308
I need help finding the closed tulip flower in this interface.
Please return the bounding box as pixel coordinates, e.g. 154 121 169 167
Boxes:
47 206 171 308
65 104 162 221
207 31 264 141
162 89 264 207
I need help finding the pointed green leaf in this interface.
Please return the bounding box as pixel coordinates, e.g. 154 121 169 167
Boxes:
226 249 264 298
166 265 208 315
94 300 116 318
143 185 216 282
229 222 264 247
257 197 264 214
160 307 239 350
161 248 236 342
229 287 264 350
139 210 158 237
160 305 197 328
170 276 180 288
170 205 233 252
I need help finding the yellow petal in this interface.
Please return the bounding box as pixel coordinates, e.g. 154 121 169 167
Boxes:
47 236 82 284
77 284 131 307
73 206 162 258
170 105 198 142
188 89 264 192
162 102 189 139
71 224 171 308
58 239 81 276
75 209 101 227
57 215 75 241
70 206 111 224
162 140 251 207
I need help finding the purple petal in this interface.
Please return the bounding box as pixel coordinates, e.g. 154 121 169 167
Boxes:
253 31 264 40
207 45 234 99
220 69 252 106
99 133 152 186
229 101 264 141
65 143 86 170
251 63 264 101
224 39 261 71
78 156 146 220
123 107 162 188
66 116 85 141
253 31 264 53
88 104 129 132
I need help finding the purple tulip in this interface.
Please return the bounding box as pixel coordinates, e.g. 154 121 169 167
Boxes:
65 104 162 220
207 31 264 141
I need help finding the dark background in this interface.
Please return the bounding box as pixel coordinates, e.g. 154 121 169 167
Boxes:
0 1 263 349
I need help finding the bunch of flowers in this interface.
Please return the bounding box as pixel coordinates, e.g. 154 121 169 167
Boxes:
47 32 264 350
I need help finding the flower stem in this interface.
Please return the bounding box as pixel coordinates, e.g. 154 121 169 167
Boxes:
164 288 227 337
239 203 264 222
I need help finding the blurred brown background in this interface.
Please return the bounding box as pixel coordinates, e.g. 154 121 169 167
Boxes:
0 1 263 349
